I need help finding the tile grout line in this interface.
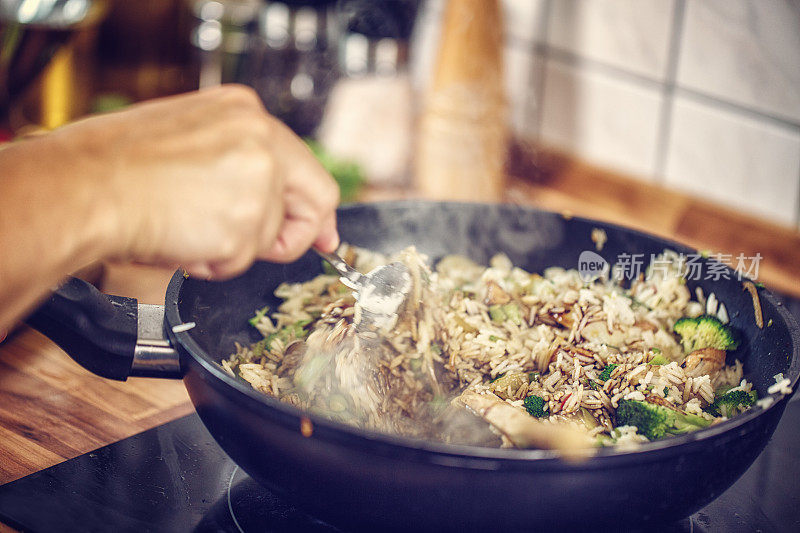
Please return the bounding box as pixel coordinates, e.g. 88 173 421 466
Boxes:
653 0 687 183
673 86 800 133
515 31 800 135
534 43 800 132
540 43 664 91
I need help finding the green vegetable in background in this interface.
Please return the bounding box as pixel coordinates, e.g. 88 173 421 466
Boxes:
305 139 365 202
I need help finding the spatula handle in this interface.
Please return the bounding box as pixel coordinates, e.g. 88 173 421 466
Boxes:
315 250 363 284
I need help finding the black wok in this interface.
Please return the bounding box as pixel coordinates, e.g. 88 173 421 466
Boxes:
26 201 800 530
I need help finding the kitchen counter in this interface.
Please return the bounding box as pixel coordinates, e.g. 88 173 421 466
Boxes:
1 158 799 488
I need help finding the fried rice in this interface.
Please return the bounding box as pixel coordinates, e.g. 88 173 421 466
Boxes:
223 245 753 449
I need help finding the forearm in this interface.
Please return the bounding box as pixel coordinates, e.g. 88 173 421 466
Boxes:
0 86 340 333
0 133 117 332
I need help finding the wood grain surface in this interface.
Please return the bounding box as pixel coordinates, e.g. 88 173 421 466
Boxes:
0 264 192 485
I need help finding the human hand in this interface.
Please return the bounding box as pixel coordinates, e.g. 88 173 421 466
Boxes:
53 85 339 278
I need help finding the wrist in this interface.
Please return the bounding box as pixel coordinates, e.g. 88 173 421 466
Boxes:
34 129 123 265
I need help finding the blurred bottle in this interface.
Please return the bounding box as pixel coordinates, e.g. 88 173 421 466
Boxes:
190 0 259 88
0 0 108 131
236 0 338 137
95 0 195 101
315 0 419 186
415 0 508 201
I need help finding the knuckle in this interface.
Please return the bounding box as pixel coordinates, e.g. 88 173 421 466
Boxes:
219 84 262 107
218 238 240 259
255 112 277 134
232 197 264 226
257 151 277 179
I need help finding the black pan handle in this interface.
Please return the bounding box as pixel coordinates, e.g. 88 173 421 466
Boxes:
24 277 181 381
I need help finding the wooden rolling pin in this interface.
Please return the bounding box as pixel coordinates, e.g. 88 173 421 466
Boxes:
415 0 508 201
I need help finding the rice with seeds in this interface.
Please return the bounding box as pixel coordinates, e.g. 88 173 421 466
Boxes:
225 245 759 448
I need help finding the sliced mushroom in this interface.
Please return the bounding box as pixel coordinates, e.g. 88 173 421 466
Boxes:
278 340 306 376
681 347 726 378
538 309 574 329
485 280 511 305
459 391 592 460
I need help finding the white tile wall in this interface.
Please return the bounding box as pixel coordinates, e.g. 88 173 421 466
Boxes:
540 60 663 177
546 0 676 80
678 0 800 123
664 96 800 225
504 45 540 137
409 0 800 227
501 0 547 44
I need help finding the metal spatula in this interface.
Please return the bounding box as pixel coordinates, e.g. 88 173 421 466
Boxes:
316 250 411 333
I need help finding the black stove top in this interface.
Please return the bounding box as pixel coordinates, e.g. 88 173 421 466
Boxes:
0 401 798 533
2 296 800 532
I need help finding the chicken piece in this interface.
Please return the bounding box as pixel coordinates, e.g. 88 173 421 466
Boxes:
681 347 726 378
459 391 592 460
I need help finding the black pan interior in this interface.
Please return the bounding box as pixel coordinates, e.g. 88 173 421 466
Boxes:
177 202 799 403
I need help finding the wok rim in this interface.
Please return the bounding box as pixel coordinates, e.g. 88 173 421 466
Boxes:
164 200 800 464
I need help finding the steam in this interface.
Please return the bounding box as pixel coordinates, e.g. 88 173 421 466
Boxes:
286 246 496 443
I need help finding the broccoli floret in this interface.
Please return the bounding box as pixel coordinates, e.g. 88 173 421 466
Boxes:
615 399 712 441
599 363 618 381
523 395 548 418
673 315 739 352
705 389 757 418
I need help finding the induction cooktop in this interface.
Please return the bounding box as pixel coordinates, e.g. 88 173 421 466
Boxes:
0 401 798 532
